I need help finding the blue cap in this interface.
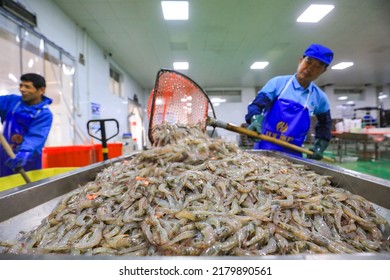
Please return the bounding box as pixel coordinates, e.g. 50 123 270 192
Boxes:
303 44 334 65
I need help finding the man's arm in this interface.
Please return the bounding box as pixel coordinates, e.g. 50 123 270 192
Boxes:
5 108 52 171
315 110 332 141
308 110 332 160
19 111 53 153
245 76 287 124
245 94 272 124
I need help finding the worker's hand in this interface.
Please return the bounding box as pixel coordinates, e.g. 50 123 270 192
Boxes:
247 114 264 141
248 114 264 134
5 151 31 170
308 139 329 160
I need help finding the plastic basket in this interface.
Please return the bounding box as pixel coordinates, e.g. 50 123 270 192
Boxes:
93 143 123 162
42 145 94 168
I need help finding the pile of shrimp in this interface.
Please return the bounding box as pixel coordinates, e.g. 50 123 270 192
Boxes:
1 124 389 256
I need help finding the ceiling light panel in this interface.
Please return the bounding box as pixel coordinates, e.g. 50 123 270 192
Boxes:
331 62 354 70
161 1 189 20
297 4 334 23
173 62 189 70
250 62 269 70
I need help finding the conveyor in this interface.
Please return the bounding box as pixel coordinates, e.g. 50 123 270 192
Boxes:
0 151 389 259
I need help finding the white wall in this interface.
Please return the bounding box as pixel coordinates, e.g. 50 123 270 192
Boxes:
209 88 256 144
323 85 381 120
25 0 143 145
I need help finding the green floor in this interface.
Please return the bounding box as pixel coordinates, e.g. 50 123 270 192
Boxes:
324 151 390 181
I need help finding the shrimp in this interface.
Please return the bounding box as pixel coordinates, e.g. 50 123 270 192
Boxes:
193 222 216 249
274 233 289 254
103 225 121 239
272 194 294 207
342 205 376 229
277 222 311 241
161 230 197 248
255 237 277 256
292 209 311 227
75 222 104 250
106 234 133 249
118 242 149 255
245 226 269 247
237 222 255 248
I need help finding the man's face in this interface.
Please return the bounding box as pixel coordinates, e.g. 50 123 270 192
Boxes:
19 81 44 105
296 56 327 84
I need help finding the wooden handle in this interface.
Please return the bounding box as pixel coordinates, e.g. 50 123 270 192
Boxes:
207 117 335 163
0 133 31 183
0 133 16 159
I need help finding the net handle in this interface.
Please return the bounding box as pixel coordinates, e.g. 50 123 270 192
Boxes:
148 69 216 143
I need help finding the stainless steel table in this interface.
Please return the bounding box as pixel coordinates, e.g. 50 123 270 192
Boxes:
1 151 389 259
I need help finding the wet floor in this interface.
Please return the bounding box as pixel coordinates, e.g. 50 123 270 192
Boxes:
325 151 390 181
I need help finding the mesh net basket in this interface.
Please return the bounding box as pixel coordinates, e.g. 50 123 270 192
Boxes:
147 69 215 143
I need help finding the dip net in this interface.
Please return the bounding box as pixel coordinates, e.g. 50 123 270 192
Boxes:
147 69 216 144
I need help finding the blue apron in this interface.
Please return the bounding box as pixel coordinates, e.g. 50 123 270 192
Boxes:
254 77 311 157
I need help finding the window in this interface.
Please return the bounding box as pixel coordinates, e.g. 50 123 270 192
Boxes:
334 88 364 102
0 11 76 145
109 67 122 97
0 15 20 94
206 89 242 107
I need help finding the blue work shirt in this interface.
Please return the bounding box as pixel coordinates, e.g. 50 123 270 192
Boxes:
246 74 332 141
0 94 53 176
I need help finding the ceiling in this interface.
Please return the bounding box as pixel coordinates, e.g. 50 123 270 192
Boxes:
52 0 390 90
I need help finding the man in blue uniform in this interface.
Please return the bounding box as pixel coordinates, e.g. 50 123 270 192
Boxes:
0 73 53 177
245 44 333 160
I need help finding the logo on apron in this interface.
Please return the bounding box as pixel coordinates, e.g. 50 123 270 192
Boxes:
276 121 288 133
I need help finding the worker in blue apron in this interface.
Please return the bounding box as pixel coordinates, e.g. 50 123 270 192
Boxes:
0 73 53 177
245 44 334 160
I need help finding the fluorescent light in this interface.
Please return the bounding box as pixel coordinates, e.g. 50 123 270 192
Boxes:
173 61 189 70
378 94 388 100
161 1 188 20
297 4 334 23
331 62 354 70
338 96 348 100
28 58 34 68
39 39 44 52
8 73 18 83
211 98 226 103
62 64 75 75
250 61 269 70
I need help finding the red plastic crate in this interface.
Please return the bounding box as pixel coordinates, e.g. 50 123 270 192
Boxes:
93 143 123 162
42 145 94 168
